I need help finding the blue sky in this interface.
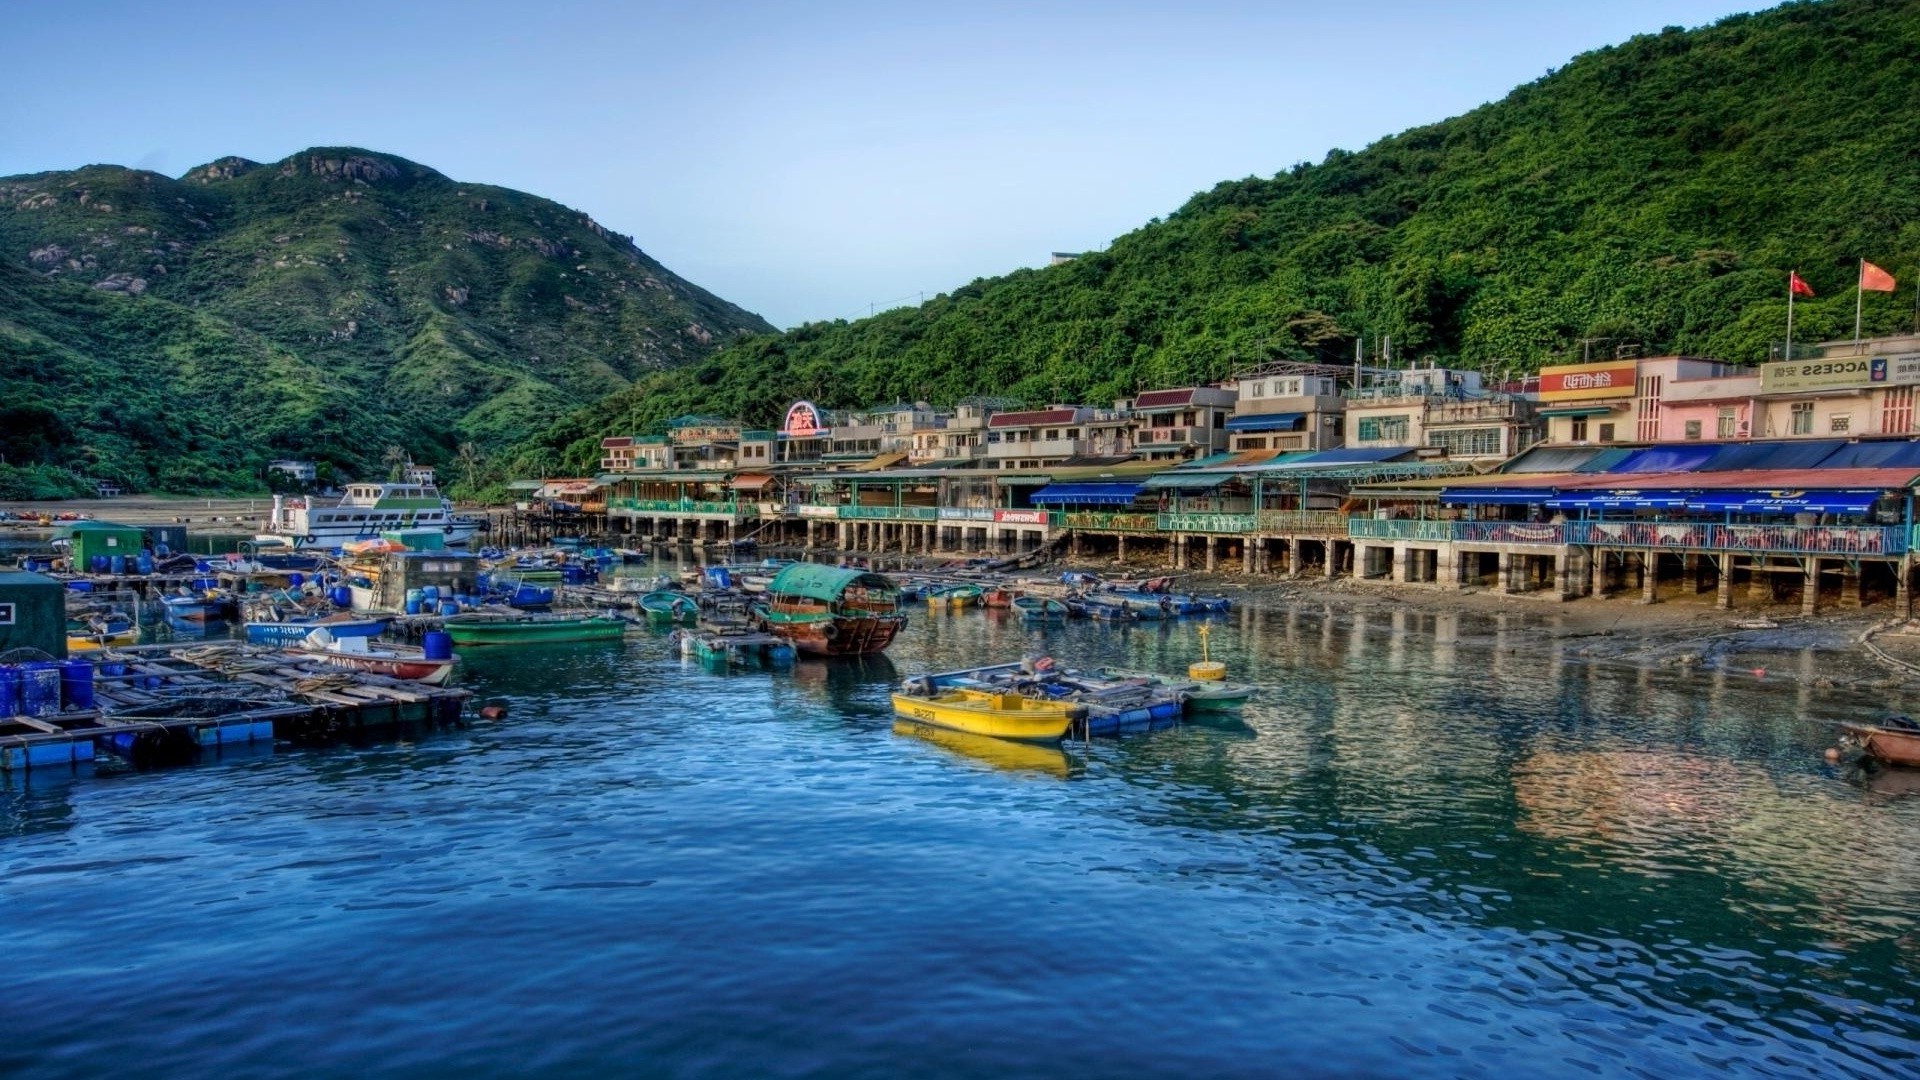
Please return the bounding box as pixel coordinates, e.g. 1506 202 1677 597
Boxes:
3 0 1763 328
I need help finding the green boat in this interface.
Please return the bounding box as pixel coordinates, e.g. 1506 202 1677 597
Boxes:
442 611 629 646
640 590 699 625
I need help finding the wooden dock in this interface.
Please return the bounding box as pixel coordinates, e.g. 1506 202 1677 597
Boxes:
0 642 471 773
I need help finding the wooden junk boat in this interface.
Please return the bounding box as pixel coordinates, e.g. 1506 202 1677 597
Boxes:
753 563 906 656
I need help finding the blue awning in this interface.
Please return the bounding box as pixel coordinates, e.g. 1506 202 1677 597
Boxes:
1546 490 1691 510
1029 482 1146 506
1684 490 1883 514
1698 440 1845 472
1609 446 1718 474
1440 487 1557 506
1225 413 1305 432
1814 442 1920 469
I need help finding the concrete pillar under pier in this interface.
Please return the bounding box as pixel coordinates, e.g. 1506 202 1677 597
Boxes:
1803 559 1821 616
1838 564 1865 610
1900 553 1914 620
1205 536 1218 572
1243 540 1255 574
1116 534 1128 562
1326 541 1341 580
1751 558 1774 602
1716 554 1734 610
1641 553 1659 604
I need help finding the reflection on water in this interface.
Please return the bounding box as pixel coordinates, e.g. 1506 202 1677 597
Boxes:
1 596 1917 1078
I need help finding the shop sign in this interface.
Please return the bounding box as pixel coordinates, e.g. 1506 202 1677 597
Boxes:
798 505 841 519
782 401 831 439
1538 362 1637 402
1759 353 1920 393
993 509 1050 525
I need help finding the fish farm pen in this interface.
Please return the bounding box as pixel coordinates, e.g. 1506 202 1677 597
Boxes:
0 642 472 773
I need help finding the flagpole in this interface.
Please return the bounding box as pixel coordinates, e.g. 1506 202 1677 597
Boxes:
1787 271 1796 362
1855 258 1865 345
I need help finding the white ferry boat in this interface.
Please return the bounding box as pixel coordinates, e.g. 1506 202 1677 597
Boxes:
261 484 483 550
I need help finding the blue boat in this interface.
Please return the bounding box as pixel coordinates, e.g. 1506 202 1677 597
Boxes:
244 614 392 646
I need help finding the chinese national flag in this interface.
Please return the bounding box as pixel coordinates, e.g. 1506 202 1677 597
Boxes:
1861 261 1897 292
1790 271 1816 298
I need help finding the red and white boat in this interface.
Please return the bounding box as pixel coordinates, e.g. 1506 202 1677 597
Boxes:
294 628 458 685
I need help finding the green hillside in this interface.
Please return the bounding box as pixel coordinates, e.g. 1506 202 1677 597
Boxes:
514 0 1920 476
0 148 771 495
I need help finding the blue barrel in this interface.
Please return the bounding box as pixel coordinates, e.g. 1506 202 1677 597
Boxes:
109 554 126 575
136 550 154 575
59 660 95 711
705 567 733 590
329 585 352 608
404 599 422 615
66 580 94 593
422 631 453 661
195 559 212 572
18 662 60 717
439 599 459 616
420 585 440 601
99 661 128 677
91 555 110 573
194 576 218 591
288 572 304 589
405 588 424 607
0 665 17 716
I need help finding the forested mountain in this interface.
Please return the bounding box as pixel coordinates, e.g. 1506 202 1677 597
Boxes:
512 0 1920 477
0 148 771 495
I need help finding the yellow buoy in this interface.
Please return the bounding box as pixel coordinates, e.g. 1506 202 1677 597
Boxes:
1190 625 1226 680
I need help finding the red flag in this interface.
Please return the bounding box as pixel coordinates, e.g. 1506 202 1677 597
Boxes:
1861 261 1897 292
1790 271 1815 298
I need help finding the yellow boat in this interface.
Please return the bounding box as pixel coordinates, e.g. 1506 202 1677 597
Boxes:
890 687 1083 742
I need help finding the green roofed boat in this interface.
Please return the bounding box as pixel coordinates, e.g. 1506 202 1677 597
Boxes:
753 562 906 656
442 611 629 646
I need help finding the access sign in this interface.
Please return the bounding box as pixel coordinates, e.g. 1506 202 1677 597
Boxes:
1759 353 1920 393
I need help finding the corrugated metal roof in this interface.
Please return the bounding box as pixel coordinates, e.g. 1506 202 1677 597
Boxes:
988 408 1077 428
1132 389 1195 409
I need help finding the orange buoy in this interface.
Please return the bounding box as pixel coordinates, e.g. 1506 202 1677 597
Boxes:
1753 668 1766 678
1824 747 1841 763
479 705 508 720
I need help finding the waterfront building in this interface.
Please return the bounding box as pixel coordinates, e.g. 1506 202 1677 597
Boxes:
983 406 1131 470
1536 356 1736 445
1122 386 1235 463
1345 365 1542 464
1225 368 1347 451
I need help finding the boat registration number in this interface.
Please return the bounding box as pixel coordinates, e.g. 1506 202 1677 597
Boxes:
905 706 938 721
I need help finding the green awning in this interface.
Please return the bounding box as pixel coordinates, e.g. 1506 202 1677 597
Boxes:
1142 471 1232 492
1538 406 1619 418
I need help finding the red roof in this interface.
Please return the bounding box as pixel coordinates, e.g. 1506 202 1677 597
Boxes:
600 436 633 447
1133 389 1195 409
989 408 1077 429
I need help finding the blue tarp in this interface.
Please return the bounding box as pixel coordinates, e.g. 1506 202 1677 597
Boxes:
1030 482 1146 506
1224 413 1304 432
1609 446 1718 473
1697 440 1845 472
1684 490 1883 514
1440 487 1555 505
1546 490 1692 510
1811 442 1920 470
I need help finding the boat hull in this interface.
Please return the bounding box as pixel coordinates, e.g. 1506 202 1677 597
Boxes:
891 691 1080 743
244 618 389 646
306 650 457 685
1843 722 1920 768
443 616 627 646
765 614 905 656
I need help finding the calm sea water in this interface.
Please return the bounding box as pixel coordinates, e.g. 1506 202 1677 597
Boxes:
3 595 1918 1079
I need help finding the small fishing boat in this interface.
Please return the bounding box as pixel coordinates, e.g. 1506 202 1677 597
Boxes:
1088 667 1255 712
243 611 391 646
670 624 796 668
640 590 700 625
980 586 1019 609
296 628 458 685
1080 595 1139 621
929 583 984 608
66 613 139 651
1841 717 1920 768
890 687 1083 742
160 590 232 623
756 563 906 656
442 611 629 646
1012 595 1070 622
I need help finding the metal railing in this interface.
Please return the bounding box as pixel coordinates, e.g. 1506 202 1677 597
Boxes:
1452 521 1567 546
1257 510 1349 535
609 498 749 517
1348 518 1454 542
1570 521 1907 556
840 506 940 521
1158 512 1260 534
1062 511 1161 532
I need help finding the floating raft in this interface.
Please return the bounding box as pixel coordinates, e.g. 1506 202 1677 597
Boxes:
0 642 471 773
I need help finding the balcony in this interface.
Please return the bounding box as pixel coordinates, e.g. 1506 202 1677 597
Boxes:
1257 510 1349 536
982 438 1091 460
1135 427 1204 445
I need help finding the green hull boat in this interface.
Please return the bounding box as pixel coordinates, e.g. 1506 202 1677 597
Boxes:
443 613 629 646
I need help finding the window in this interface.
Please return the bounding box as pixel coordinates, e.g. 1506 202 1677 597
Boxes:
1685 420 1702 440
1790 402 1814 435
1597 423 1616 442
1213 412 1225 429
1429 427 1504 457
1830 413 1851 434
1569 418 1588 441
1065 428 1080 439
1718 407 1737 438
1356 415 1410 442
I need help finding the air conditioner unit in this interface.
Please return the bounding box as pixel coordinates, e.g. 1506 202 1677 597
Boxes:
1736 421 1750 435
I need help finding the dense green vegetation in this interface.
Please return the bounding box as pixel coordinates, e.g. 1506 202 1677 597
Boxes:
515 0 1920 475
0 149 770 493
